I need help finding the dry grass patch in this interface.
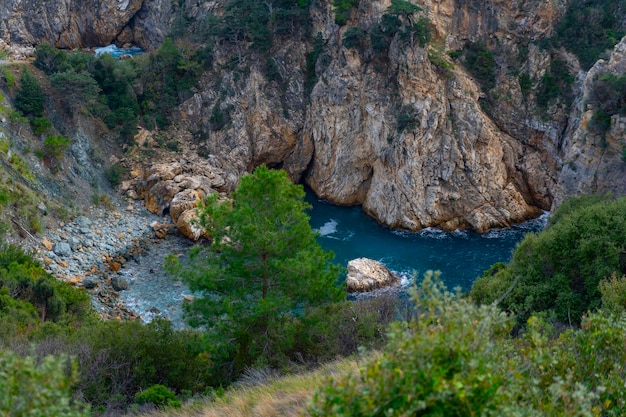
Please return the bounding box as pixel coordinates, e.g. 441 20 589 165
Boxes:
130 357 366 417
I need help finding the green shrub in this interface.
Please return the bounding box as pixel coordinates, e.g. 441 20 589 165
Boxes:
333 0 358 26
0 350 89 416
470 195 626 326
50 70 101 112
518 71 532 95
42 135 71 160
461 42 497 91
295 296 397 362
551 0 626 70
311 273 626 416
104 163 127 188
397 105 419 132
587 73 626 136
342 26 366 49
31 116 52 135
536 58 574 109
134 384 181 408
15 69 45 118
72 318 213 406
599 273 626 315
34 42 70 75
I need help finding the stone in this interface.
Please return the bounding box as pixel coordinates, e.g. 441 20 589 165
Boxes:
345 258 399 293
176 209 207 241
144 180 181 216
82 277 99 289
74 216 92 228
111 275 129 291
170 188 205 223
42 238 54 251
53 242 72 257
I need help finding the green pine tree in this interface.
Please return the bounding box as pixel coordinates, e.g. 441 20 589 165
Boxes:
14 69 45 118
168 165 344 371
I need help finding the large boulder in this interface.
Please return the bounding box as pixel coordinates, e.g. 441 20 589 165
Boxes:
170 188 206 223
346 258 399 293
176 208 207 241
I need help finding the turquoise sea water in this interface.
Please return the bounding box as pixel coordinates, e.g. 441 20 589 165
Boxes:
306 191 548 291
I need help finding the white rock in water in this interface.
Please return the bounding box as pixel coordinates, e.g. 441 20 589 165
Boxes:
346 258 399 293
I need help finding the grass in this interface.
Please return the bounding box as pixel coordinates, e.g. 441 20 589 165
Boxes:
130 357 366 417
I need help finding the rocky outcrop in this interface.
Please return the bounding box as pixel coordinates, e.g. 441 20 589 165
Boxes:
121 153 236 240
177 0 561 232
346 258 399 292
554 37 626 207
0 0 143 48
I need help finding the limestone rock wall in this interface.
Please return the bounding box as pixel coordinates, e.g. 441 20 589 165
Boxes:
554 37 626 207
0 0 179 50
177 0 563 231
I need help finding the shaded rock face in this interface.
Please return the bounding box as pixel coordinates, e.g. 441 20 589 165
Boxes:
554 37 626 207
346 258 399 293
0 0 142 48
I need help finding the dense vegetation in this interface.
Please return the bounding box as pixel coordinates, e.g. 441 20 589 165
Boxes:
550 0 626 70
311 272 626 416
587 73 626 138
471 195 626 326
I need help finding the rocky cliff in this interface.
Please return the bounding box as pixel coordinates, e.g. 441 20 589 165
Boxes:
1 0 625 233
177 0 567 231
0 0 172 50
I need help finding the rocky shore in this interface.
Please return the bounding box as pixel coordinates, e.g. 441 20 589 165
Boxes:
23 199 183 322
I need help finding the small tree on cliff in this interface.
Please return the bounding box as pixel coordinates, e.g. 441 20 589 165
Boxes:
167 165 344 372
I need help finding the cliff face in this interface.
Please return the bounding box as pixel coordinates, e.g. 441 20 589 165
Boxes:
177 0 567 231
1 0 625 232
554 37 626 206
0 0 171 50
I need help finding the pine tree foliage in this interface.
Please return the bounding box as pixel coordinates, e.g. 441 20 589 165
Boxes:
168 165 344 370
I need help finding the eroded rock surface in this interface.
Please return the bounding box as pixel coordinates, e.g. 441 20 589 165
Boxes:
346 258 400 293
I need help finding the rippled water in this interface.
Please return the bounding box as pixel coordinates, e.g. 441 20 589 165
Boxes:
306 191 548 291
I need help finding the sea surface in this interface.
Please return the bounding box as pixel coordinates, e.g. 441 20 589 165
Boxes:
94 44 144 58
306 191 548 291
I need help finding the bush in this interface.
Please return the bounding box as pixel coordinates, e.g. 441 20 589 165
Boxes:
518 71 532 95
42 135 71 160
311 273 626 416
134 385 181 408
31 116 52 135
104 163 127 188
0 244 92 327
461 42 497 91
0 350 89 417
295 295 397 362
71 318 213 406
34 42 69 75
536 58 574 109
470 195 626 326
50 70 100 112
551 0 626 70
14 69 44 118
342 26 366 49
333 0 358 26
587 73 626 135
396 105 419 132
